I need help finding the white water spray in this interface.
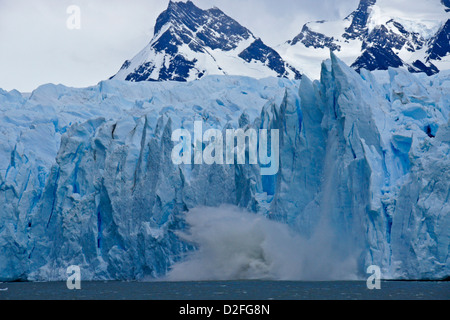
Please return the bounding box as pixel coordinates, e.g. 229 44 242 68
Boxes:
167 205 359 281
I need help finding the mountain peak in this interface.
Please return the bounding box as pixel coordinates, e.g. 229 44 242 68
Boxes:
343 0 377 40
112 1 301 82
153 0 254 52
154 0 205 36
279 0 448 79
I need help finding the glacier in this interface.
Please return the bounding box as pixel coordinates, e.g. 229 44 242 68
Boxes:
0 53 448 281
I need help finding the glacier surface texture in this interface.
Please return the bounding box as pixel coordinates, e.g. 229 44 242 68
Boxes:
0 54 449 281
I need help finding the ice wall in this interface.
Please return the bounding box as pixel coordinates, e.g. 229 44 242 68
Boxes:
0 56 448 281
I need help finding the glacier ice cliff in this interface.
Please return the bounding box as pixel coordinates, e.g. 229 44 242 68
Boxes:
0 54 448 281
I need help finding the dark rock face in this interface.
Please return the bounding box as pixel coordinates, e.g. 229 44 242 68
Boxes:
442 0 450 11
290 24 341 51
362 22 424 53
409 60 439 76
343 0 377 40
239 39 302 79
427 19 450 61
352 45 404 72
154 1 253 53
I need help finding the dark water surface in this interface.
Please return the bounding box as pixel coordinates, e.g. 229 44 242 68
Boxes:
0 281 448 300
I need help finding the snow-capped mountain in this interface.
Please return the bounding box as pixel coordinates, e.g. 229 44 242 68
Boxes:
112 0 301 82
278 0 449 79
112 0 448 83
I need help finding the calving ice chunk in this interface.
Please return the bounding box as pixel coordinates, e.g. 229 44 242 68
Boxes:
171 121 280 175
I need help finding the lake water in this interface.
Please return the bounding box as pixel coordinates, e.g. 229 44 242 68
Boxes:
0 281 448 300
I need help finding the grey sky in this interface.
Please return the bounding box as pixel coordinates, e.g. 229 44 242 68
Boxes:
0 0 359 92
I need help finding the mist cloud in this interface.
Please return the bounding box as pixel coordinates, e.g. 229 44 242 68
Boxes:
167 205 360 281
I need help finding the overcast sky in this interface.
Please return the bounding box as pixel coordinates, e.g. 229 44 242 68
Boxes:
0 0 359 92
